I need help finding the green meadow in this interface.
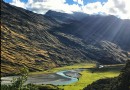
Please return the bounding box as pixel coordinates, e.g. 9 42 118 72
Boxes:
29 63 124 90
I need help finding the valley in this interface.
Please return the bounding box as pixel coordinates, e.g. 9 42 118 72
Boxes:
1 63 124 90
1 1 129 76
1 0 130 90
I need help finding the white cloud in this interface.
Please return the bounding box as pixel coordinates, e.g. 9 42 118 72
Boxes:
9 0 130 19
83 0 130 19
26 0 67 14
73 0 84 5
11 0 26 8
10 0 82 14
83 2 103 14
103 0 130 19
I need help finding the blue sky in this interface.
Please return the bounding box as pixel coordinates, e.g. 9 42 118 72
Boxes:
4 0 108 4
66 0 107 5
4 0 27 3
3 0 130 19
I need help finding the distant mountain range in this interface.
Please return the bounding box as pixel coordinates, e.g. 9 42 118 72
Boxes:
1 1 129 76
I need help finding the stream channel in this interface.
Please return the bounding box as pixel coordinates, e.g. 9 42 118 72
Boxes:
1 69 84 85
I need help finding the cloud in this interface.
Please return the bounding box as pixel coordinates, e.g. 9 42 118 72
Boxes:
102 0 130 19
10 0 26 8
26 0 67 14
73 0 84 5
11 0 82 14
82 0 130 19
83 2 103 14
9 0 130 19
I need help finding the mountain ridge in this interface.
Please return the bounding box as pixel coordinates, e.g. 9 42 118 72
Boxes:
45 10 130 51
1 1 129 76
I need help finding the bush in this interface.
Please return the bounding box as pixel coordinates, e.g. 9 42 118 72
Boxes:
1 66 38 90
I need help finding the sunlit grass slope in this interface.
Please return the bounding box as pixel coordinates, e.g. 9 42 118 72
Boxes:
1 25 56 76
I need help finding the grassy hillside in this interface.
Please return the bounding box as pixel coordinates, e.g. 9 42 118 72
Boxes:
1 25 56 76
1 1 89 76
1 1 128 76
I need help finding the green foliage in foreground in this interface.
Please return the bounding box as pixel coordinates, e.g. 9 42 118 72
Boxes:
83 78 117 90
1 84 61 90
1 67 61 90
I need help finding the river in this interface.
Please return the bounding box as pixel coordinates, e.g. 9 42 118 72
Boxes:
1 69 84 85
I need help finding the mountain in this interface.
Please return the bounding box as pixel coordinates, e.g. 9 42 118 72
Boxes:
1 1 129 76
45 10 75 23
45 12 130 51
45 10 88 22
83 60 130 90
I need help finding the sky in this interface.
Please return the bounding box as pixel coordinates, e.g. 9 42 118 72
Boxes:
4 0 130 19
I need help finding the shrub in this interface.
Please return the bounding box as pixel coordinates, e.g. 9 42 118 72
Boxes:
1 66 38 90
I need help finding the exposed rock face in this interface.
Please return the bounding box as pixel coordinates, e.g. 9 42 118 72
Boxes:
83 60 130 90
1 1 129 76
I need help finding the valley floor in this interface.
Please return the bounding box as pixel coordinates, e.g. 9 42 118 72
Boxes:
1 63 124 90
29 63 124 90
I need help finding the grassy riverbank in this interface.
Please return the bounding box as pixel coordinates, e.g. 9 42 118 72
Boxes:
29 63 96 75
58 64 124 90
29 63 124 90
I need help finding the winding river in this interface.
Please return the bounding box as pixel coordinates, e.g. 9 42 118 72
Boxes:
1 69 83 85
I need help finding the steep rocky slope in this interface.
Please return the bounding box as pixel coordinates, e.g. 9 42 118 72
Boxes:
83 60 130 90
1 1 128 76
